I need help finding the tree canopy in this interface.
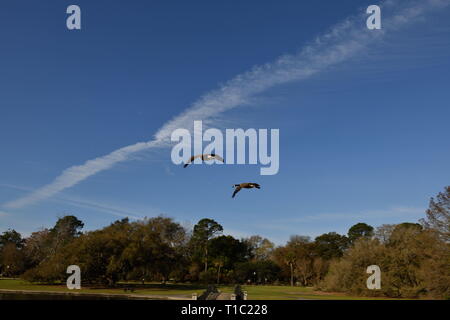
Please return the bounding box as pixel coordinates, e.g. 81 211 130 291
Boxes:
2 185 450 299
347 223 374 244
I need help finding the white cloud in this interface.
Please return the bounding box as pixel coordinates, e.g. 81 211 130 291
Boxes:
3 0 449 209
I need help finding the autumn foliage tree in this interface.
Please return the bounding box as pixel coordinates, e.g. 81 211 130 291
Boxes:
0 229 25 276
421 186 450 242
3 187 450 299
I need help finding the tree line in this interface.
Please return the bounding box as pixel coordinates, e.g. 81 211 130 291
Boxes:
0 186 449 299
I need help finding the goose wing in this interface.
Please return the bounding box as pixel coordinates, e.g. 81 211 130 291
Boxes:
183 154 202 168
210 154 224 162
232 186 242 198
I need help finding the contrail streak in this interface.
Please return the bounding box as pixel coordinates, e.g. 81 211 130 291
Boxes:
0 183 148 219
4 0 449 209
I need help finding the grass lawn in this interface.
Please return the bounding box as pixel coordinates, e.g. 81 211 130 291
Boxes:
0 278 401 300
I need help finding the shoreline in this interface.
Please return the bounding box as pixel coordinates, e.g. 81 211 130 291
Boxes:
0 288 190 300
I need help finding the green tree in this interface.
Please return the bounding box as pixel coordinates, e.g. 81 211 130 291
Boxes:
389 223 423 245
272 236 313 286
191 218 223 272
273 246 297 286
125 216 188 283
322 224 450 299
243 235 274 261
1 243 25 276
50 215 84 254
24 218 130 284
234 260 280 284
347 223 374 244
321 237 386 296
209 235 246 283
288 236 316 286
314 232 349 260
0 229 25 276
0 229 24 249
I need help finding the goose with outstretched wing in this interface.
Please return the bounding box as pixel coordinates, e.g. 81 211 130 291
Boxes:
232 183 261 198
183 154 224 168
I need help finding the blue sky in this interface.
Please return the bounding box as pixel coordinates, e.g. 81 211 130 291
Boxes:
1 0 449 244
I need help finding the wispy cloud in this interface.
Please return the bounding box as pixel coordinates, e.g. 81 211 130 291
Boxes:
3 0 449 209
280 206 425 224
255 206 426 232
0 211 10 217
54 197 147 220
0 183 148 220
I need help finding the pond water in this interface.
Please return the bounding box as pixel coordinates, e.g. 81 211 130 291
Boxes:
0 292 151 300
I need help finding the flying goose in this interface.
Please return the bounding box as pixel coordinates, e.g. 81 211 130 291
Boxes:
232 183 261 198
183 153 224 168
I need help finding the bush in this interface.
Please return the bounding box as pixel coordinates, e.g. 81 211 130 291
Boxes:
199 269 217 284
321 228 450 299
